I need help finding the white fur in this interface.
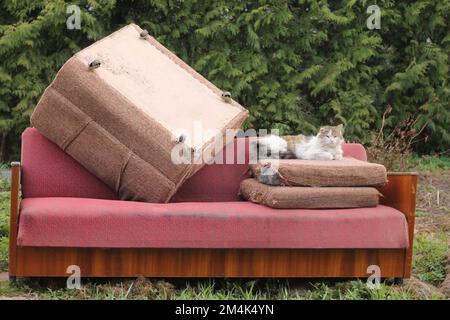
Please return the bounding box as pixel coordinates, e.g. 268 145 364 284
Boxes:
295 129 343 160
256 135 288 159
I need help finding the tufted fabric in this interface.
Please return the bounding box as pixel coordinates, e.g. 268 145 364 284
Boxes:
17 197 408 249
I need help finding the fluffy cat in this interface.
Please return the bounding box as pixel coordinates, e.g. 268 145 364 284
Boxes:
255 124 344 161
252 134 293 159
294 124 344 160
253 125 345 185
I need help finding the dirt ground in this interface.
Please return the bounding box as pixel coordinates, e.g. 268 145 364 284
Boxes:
416 171 450 233
415 171 450 297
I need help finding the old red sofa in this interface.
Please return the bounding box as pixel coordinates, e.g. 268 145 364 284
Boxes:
9 128 417 281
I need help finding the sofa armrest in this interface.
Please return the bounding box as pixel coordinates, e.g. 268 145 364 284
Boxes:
378 172 418 218
377 172 418 277
9 161 20 276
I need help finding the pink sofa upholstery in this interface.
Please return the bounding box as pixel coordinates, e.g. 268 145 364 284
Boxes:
18 128 408 249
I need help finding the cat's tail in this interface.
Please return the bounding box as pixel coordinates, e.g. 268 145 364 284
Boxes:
252 135 294 159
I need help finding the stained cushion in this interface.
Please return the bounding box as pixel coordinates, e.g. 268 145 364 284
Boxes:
239 178 380 209
30 24 248 203
250 157 387 187
17 197 408 249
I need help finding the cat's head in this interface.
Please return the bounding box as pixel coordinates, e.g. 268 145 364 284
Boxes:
317 124 344 146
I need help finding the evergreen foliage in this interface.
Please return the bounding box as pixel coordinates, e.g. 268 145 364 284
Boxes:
0 0 448 160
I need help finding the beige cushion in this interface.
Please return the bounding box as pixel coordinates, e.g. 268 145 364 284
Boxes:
31 24 248 202
250 157 387 187
239 178 380 209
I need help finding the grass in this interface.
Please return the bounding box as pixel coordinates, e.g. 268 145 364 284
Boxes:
413 232 448 285
0 155 449 300
0 281 29 297
0 190 9 272
0 237 7 272
415 210 427 218
406 154 450 172
304 281 416 300
0 278 427 300
3 275 446 300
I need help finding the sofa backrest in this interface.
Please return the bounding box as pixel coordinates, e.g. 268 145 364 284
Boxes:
21 128 118 200
21 128 367 201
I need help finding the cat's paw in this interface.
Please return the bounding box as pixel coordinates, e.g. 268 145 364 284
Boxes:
333 154 343 160
258 166 281 186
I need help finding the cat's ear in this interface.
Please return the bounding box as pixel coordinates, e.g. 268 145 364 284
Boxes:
336 124 344 133
319 127 328 133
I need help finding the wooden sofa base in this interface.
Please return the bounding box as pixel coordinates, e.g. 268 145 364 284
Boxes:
13 247 406 278
9 162 417 279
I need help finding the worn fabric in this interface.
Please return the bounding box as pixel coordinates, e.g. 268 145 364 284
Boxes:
240 178 380 209
17 197 408 249
249 157 387 187
21 128 118 200
30 24 248 202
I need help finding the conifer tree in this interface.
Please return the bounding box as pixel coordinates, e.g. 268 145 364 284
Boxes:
0 0 448 160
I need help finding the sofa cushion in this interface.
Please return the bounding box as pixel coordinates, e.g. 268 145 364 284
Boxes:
30 24 248 203
18 197 408 249
239 178 380 209
250 157 387 187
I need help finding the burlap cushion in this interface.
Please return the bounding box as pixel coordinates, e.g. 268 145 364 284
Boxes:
31 24 248 202
239 178 380 209
250 157 387 187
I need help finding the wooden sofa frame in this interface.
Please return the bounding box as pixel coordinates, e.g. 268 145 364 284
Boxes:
8 162 418 280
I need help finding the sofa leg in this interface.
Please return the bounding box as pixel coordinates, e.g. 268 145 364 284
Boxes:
394 277 404 285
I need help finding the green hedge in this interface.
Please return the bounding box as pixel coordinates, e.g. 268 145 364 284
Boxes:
0 0 448 160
